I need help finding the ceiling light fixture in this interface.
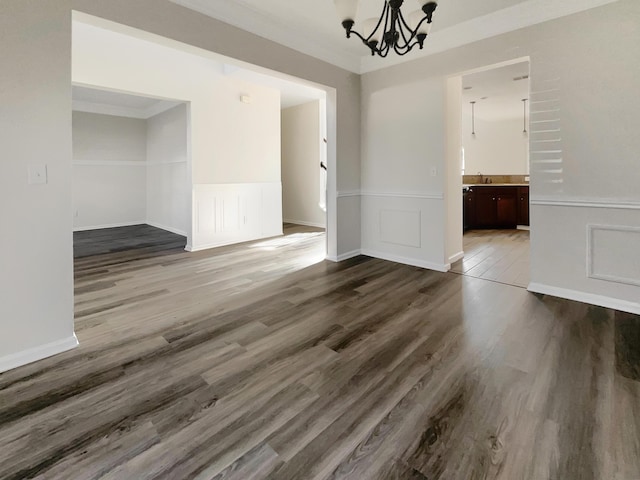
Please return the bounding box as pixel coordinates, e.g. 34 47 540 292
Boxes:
334 0 440 57
470 101 476 137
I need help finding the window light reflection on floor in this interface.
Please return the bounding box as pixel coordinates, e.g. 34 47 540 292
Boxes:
249 231 327 266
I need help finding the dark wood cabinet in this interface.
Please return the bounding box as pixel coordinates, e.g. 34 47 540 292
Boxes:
517 187 530 226
464 185 529 229
475 189 499 227
463 191 475 231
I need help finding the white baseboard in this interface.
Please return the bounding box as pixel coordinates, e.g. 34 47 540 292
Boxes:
284 219 326 229
448 251 465 264
0 334 79 374
517 225 531 231
186 231 284 253
145 221 187 237
73 221 145 232
327 249 362 262
528 282 640 316
360 248 449 273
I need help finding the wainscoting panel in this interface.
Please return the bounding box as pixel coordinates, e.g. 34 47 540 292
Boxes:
588 225 640 287
380 209 421 248
529 202 640 315
361 193 446 272
191 183 282 251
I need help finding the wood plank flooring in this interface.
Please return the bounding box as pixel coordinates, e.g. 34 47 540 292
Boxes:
1 224 639 479
451 229 530 288
73 224 186 258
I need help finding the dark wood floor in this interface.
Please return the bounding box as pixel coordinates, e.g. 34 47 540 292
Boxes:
73 224 186 258
452 229 530 288
1 225 639 479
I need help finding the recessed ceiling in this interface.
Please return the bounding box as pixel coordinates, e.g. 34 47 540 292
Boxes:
170 0 620 74
72 85 183 119
462 61 530 121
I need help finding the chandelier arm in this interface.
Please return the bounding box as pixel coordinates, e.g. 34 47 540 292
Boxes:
394 40 412 56
380 40 391 58
413 16 430 35
365 1 388 43
349 29 369 44
396 10 416 47
379 3 392 52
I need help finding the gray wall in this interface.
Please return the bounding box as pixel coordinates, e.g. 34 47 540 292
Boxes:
73 112 148 229
0 0 76 371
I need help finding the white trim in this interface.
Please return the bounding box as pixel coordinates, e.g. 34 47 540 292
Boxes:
73 99 149 119
73 98 182 120
283 219 326 229
146 221 188 237
337 190 361 198
448 251 465 265
143 100 183 119
528 282 640 316
73 221 146 232
327 249 362 263
587 224 640 288
361 191 444 200
530 197 640 210
186 233 282 252
73 160 147 167
0 334 79 374
147 160 188 166
74 160 187 167
360 248 449 273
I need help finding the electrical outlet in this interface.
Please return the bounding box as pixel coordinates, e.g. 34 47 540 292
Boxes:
430 167 438 177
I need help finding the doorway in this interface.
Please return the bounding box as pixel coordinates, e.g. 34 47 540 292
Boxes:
448 59 531 288
71 85 190 257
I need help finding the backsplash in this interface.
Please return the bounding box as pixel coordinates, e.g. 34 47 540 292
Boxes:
463 174 529 185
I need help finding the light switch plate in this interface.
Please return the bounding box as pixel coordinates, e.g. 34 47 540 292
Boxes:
28 164 47 185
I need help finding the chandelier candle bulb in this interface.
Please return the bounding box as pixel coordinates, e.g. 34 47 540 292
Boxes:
334 0 359 34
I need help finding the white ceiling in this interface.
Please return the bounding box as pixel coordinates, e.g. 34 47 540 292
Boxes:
169 0 620 73
462 61 530 121
72 85 183 119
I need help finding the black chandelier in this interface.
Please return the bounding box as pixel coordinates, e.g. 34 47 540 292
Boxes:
335 0 439 57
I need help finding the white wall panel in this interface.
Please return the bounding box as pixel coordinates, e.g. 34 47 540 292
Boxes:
191 183 282 251
588 225 640 288
361 194 446 272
